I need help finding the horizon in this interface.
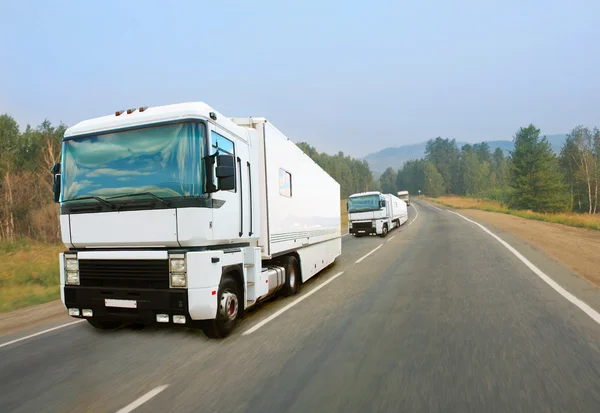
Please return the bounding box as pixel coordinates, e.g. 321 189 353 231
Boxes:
1 1 599 158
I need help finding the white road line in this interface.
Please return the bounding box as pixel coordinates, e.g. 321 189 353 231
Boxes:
342 233 349 237
449 210 600 326
427 203 443 211
242 271 345 335
0 319 85 350
355 245 383 264
116 385 169 413
387 235 396 242
408 203 420 226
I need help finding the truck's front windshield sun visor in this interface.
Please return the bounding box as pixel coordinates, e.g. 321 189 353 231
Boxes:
61 122 206 206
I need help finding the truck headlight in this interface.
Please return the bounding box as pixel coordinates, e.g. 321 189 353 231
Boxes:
169 254 187 288
170 258 186 273
66 271 80 285
349 222 352 228
65 254 79 285
372 221 376 228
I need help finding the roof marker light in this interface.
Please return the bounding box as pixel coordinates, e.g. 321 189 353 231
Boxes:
139 106 148 112
126 108 137 114
115 110 125 116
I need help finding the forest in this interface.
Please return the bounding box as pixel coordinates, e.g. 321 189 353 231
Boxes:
386 124 600 215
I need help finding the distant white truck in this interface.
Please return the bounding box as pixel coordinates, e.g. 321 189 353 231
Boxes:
397 190 410 206
347 192 408 237
51 102 341 338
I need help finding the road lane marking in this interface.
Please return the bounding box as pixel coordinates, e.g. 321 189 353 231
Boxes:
449 210 600 326
408 203 420 226
242 272 345 335
355 245 383 264
387 235 396 242
116 385 169 413
0 320 85 350
342 233 349 237
427 203 443 211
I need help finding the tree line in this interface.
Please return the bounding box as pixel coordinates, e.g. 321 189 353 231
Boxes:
1 112 597 243
296 142 376 199
1 114 65 242
383 124 600 214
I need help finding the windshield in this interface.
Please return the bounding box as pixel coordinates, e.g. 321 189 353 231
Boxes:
399 194 409 201
61 122 205 202
347 194 381 213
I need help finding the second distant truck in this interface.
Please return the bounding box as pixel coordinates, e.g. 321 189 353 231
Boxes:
347 191 408 237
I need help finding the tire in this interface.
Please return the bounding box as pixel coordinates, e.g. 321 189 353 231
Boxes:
280 256 300 297
202 274 242 339
86 319 122 330
380 224 388 238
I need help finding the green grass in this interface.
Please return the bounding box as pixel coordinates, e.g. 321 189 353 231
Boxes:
0 242 63 313
427 196 600 231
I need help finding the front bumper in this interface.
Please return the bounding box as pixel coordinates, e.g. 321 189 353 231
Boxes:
64 286 189 324
349 227 376 235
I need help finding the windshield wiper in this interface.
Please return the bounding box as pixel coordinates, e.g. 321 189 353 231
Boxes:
63 196 115 209
107 192 172 206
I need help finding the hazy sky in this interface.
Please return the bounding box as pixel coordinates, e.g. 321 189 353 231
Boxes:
1 0 599 157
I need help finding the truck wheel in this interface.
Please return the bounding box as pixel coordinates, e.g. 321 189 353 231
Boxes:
380 224 388 238
280 256 300 297
202 274 241 339
86 319 122 330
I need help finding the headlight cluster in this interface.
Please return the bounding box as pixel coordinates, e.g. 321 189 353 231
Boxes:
349 222 353 228
65 254 79 285
169 254 187 288
371 221 376 228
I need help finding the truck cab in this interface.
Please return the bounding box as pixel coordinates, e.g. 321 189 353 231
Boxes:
397 190 410 206
347 192 388 237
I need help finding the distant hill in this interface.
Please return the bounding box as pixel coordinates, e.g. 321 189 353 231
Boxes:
364 134 566 174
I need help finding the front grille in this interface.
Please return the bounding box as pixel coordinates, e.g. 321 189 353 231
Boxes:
352 222 373 230
79 259 169 289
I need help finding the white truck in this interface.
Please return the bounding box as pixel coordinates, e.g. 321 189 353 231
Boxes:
347 192 408 237
51 102 342 338
397 190 410 206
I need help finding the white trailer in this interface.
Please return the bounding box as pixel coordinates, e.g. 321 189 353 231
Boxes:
52 102 341 338
347 192 408 237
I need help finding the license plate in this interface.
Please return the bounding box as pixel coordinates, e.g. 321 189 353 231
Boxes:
105 299 137 309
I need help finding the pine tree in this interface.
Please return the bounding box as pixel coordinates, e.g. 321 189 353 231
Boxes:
509 125 567 212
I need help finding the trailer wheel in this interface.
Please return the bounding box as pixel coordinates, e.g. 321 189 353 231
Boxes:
86 319 122 330
280 256 300 297
380 224 388 238
202 274 241 339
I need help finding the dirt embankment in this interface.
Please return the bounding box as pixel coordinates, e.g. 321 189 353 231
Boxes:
459 209 600 288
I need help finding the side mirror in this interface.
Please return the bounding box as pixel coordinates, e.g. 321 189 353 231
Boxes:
204 155 217 193
379 200 386 208
50 163 61 203
216 154 235 191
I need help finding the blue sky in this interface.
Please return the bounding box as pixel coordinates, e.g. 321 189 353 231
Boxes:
1 0 599 157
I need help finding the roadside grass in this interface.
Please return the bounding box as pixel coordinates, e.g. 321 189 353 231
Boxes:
427 196 600 231
341 200 348 233
0 241 62 313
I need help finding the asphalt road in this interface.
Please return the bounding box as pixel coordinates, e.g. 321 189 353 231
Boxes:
2 201 600 412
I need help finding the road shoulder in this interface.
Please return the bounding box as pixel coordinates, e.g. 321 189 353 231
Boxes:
0 300 68 337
